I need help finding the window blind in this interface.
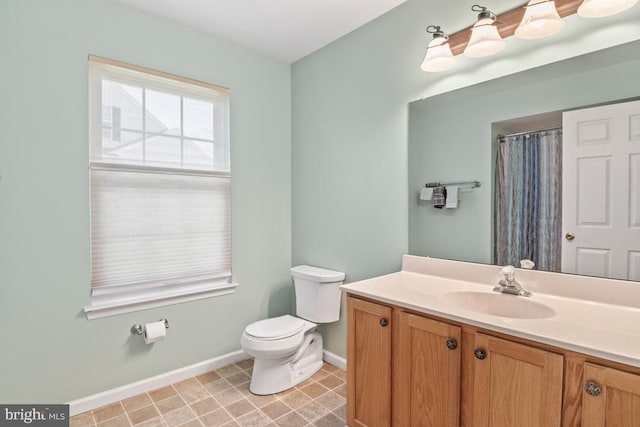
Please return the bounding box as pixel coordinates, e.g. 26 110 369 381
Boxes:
90 170 230 289
87 56 231 301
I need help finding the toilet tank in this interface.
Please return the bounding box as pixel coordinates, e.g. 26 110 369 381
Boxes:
291 265 345 323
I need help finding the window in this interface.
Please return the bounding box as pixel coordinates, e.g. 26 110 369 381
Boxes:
84 56 235 319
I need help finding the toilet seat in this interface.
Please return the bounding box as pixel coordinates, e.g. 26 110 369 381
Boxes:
244 315 306 340
241 315 316 361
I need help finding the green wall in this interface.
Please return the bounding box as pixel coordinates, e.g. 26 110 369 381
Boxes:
291 0 640 358
290 0 426 358
408 43 640 263
0 0 291 403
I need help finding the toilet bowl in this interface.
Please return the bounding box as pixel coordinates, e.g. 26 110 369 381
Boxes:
241 265 345 395
241 315 323 395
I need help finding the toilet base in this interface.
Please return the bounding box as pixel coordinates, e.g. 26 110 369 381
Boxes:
249 331 323 395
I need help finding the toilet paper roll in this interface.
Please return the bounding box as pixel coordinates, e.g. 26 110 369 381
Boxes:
144 321 167 344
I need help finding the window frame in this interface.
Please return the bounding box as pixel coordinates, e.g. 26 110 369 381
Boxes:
84 56 236 319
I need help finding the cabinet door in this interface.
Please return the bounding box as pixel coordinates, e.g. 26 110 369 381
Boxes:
582 362 640 427
347 296 392 427
394 312 461 427
471 333 563 427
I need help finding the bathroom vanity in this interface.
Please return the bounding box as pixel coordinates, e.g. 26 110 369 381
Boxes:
341 255 640 427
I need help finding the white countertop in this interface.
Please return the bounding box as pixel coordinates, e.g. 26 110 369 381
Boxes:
341 256 640 368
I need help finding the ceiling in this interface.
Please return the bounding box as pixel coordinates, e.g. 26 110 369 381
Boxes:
112 0 408 63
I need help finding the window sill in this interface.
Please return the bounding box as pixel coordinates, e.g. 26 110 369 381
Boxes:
84 280 238 319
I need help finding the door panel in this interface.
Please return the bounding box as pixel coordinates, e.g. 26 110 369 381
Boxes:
471 333 563 427
394 312 461 427
562 99 640 280
576 156 611 226
347 297 392 427
582 362 640 427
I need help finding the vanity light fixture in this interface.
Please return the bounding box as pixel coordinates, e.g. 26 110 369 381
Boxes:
421 0 638 72
464 5 506 57
421 25 455 72
578 0 639 17
515 0 565 39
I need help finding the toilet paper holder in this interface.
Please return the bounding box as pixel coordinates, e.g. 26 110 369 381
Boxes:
131 319 169 335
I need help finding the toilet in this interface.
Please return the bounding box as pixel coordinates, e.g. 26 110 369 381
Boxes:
241 265 345 395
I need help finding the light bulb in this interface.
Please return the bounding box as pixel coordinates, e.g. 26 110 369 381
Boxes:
421 36 455 72
464 18 506 58
578 0 638 17
515 0 565 40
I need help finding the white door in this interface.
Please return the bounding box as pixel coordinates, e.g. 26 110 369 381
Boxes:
562 99 640 280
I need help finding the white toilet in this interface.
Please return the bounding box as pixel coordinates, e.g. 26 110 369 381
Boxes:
241 265 345 395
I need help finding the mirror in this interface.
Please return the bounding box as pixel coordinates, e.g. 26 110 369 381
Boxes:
408 40 640 281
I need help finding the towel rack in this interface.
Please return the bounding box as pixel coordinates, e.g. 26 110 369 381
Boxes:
424 180 481 189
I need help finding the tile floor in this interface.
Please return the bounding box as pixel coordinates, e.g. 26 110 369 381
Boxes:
70 360 346 427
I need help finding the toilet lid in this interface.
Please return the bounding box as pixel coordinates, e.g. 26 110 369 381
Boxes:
245 315 305 340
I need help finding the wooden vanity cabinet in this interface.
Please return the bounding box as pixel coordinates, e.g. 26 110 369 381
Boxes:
347 296 392 427
467 333 563 427
347 295 563 427
393 311 461 427
581 362 640 427
347 295 640 426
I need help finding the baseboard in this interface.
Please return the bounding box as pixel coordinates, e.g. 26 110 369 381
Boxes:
68 350 248 416
323 349 346 371
69 348 346 416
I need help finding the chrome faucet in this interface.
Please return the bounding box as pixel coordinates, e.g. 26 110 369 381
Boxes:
493 265 531 297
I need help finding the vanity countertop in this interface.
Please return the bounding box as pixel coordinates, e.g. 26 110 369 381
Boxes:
341 255 640 368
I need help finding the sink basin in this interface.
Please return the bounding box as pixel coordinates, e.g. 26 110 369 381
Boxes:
441 291 555 319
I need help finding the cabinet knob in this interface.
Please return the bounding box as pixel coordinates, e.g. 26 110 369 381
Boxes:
446 338 458 350
584 381 602 396
379 317 389 327
474 347 487 360
565 232 576 241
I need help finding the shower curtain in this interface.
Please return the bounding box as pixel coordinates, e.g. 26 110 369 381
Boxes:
493 129 562 272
